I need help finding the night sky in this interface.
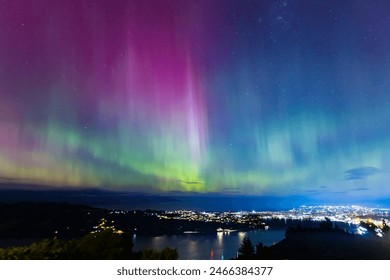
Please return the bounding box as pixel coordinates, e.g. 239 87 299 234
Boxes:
1 0 390 203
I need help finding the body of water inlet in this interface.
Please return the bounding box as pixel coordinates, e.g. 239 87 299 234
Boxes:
133 229 286 260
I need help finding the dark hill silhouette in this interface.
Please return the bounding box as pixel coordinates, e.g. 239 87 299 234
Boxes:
0 202 105 239
238 221 390 260
269 227 390 259
0 202 257 240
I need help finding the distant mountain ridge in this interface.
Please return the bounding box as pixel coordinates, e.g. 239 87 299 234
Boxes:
2 187 390 211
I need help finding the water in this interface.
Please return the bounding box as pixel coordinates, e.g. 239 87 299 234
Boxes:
133 229 286 260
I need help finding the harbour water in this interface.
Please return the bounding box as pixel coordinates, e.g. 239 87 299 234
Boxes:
132 229 286 260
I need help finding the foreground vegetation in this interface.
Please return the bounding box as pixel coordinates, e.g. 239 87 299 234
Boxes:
0 229 178 260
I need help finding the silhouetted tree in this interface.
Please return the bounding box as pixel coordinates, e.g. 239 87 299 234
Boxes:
0 238 72 260
255 241 265 254
319 218 333 231
74 229 134 259
360 220 377 235
255 242 271 259
382 219 390 234
238 237 255 259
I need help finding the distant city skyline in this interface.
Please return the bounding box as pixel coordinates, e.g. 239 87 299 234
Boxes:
1 1 390 201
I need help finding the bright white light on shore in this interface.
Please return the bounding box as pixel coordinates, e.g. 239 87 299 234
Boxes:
357 226 367 235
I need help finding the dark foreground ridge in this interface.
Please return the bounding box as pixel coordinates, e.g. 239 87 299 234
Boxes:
237 219 390 260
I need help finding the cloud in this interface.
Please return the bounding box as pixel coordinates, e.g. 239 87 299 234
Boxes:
344 167 380 180
306 189 320 193
177 180 202 185
331 187 369 194
350 187 370 191
222 187 240 191
0 176 19 182
221 187 241 194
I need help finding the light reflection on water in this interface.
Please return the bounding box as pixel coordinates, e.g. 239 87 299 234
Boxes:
133 229 286 260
